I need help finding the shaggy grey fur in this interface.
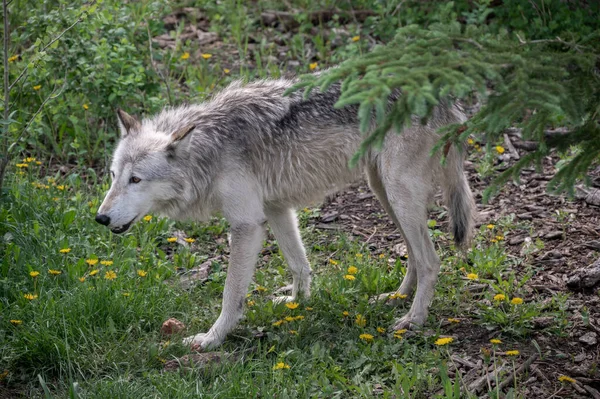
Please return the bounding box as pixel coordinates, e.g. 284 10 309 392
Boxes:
97 77 476 350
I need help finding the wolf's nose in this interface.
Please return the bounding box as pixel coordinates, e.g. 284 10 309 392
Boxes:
95 214 111 226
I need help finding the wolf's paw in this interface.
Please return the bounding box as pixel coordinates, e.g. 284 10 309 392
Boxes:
182 332 222 351
391 313 425 331
370 292 409 307
271 295 296 305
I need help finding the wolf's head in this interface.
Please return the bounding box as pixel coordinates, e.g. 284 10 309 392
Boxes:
95 109 195 234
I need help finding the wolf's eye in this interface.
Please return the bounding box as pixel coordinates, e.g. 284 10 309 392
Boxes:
130 176 141 184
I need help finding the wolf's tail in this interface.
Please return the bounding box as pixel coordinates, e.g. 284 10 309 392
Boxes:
441 144 476 249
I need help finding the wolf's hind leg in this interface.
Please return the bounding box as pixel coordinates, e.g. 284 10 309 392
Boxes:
382 168 440 330
265 207 312 303
366 164 417 306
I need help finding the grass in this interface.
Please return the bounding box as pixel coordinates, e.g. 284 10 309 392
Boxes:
1 1 572 397
1 165 569 398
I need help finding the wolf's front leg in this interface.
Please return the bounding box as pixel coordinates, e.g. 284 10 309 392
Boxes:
184 222 266 350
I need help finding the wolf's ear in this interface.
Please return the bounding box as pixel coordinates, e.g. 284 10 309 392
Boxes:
166 124 195 159
170 124 195 143
116 109 141 137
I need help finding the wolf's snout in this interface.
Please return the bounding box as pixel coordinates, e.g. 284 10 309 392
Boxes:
95 214 111 226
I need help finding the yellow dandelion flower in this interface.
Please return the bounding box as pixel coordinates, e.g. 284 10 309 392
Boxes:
379 254 385 259
285 316 295 323
359 333 374 342
305 307 313 311
435 337 454 346
394 329 408 339
184 237 195 243
447 318 460 323
48 269 62 275
56 185 65 190
100 260 113 266
201 53 212 59
293 315 304 321
79 277 86 282
490 238 498 243
223 68 230 74
105 270 117 280
467 138 474 145
167 237 177 243
496 145 505 154
29 271 40 277
487 224 495 229
328 259 338 265
137 269 147 277
355 314 366 327
8 55 18 62
496 235 504 241
285 302 299 310
16 163 28 168
490 339 502 344
351 35 360 42
342 311 349 317
377 327 385 333
347 266 358 275
309 62 318 70
143 215 152 222
35 161 41 165
247 300 255 306
389 293 408 300
272 320 285 327
86 259 98 266
505 350 520 356
89 269 99 276
355 253 363 258
23 157 36 163
273 362 290 370
256 286 268 293
122 292 130 297
180 52 190 60
33 85 41 91
510 297 523 305
10 320 23 325
23 293 38 300
83 104 89 110
343 274 356 281
558 375 576 383
466 273 478 280
494 294 506 301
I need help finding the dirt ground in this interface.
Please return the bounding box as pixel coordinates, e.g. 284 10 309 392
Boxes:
313 147 600 398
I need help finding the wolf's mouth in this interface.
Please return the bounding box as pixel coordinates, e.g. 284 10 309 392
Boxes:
110 216 137 234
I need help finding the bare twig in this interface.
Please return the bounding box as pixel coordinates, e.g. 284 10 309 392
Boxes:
8 1 97 92
503 133 520 160
497 353 538 391
7 76 67 155
1 0 11 193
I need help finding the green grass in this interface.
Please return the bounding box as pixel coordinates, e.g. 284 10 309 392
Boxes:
1 1 573 397
0 167 569 398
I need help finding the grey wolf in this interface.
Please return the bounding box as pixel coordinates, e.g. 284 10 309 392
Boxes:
95 78 475 350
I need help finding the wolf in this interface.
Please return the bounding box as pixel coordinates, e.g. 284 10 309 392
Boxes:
95 78 475 350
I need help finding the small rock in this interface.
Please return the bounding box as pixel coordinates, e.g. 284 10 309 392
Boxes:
579 332 597 346
545 231 564 240
509 236 525 245
161 318 186 336
574 353 587 363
